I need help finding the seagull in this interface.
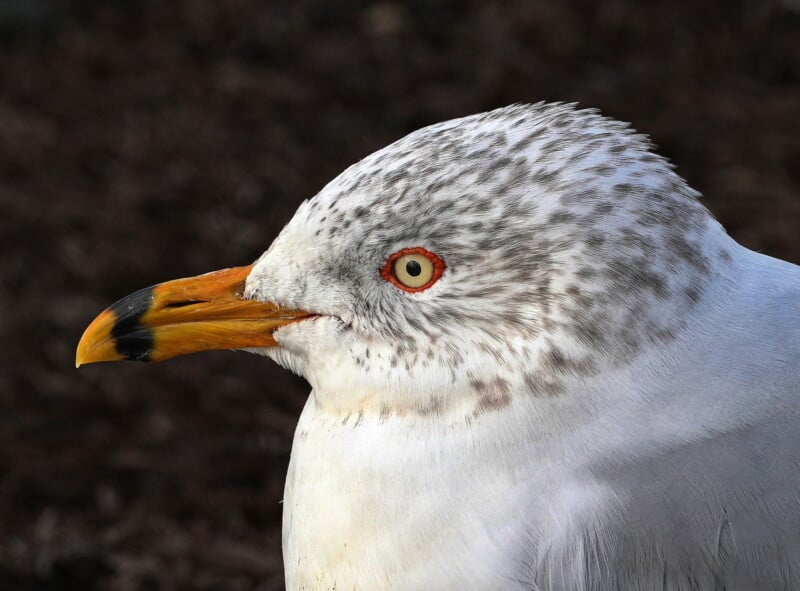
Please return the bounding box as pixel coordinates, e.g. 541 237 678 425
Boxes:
77 103 800 590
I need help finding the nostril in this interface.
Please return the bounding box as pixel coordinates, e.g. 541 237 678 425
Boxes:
164 301 206 309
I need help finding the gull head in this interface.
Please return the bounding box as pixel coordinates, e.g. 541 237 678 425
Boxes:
77 103 730 418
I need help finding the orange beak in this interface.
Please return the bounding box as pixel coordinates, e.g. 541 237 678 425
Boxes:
76 265 314 366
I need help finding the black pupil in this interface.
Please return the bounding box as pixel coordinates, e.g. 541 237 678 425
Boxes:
405 260 422 277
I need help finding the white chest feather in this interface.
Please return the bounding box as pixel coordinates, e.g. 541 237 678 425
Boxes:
281 393 626 591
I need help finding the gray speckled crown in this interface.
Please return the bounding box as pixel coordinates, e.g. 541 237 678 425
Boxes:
249 103 734 412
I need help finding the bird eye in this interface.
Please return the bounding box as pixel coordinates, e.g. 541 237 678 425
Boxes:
381 247 445 292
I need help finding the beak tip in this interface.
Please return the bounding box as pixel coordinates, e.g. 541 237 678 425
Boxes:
75 310 121 367
75 341 89 368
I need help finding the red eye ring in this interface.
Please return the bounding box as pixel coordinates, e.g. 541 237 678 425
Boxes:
380 247 445 292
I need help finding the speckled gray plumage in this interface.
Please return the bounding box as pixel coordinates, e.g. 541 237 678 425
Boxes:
249 103 731 414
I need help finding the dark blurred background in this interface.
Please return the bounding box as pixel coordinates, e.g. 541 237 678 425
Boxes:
1 1 799 589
